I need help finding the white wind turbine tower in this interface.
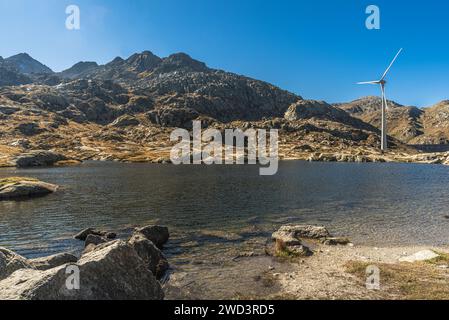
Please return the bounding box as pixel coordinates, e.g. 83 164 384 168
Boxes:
357 48 403 152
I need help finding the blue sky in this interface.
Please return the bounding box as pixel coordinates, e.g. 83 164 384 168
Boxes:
0 0 448 107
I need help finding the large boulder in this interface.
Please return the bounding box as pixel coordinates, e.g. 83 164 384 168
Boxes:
128 233 169 279
13 150 67 168
0 241 164 300
0 248 33 280
0 177 58 200
134 225 169 249
29 253 78 271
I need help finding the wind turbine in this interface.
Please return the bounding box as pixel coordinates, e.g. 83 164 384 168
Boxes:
357 48 403 152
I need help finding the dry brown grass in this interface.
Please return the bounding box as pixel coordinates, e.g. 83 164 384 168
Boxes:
345 258 449 300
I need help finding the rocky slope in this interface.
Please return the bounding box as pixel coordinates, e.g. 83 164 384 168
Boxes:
0 57 31 87
0 51 445 166
336 97 449 146
4 53 53 75
335 96 424 143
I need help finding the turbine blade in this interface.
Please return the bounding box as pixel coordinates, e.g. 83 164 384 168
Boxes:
380 48 403 80
357 81 380 85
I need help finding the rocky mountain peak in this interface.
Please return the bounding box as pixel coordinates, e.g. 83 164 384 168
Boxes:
156 53 209 73
125 51 162 72
59 61 99 79
5 53 53 75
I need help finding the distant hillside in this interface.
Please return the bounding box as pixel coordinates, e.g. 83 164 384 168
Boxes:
4 53 53 75
0 56 32 86
335 96 424 143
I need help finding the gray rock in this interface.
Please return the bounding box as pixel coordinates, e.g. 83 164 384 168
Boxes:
74 228 116 241
0 105 20 115
322 237 351 246
85 234 108 247
128 233 169 279
0 178 58 200
13 150 67 168
0 247 33 280
29 253 78 271
15 122 44 136
273 225 330 240
134 225 169 249
399 250 440 263
0 241 164 300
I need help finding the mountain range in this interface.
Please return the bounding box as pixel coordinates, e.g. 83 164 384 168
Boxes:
0 51 448 166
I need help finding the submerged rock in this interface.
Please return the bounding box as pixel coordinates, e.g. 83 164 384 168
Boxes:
13 150 67 168
0 177 58 200
0 248 33 281
73 228 116 241
0 241 164 300
128 233 169 279
134 225 169 249
29 253 78 271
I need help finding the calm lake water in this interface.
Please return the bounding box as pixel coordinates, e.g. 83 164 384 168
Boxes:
1 161 449 263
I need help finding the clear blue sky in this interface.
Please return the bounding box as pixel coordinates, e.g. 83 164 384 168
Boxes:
1 0 448 107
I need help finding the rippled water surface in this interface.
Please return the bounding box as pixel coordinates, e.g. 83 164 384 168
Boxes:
1 161 449 263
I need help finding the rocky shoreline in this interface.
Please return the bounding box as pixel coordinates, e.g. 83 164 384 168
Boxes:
2 223 448 300
0 224 170 300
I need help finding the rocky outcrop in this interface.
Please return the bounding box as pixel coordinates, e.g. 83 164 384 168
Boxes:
110 115 140 127
271 225 348 256
134 225 170 249
0 241 164 300
15 122 44 136
0 177 58 200
13 151 67 167
128 233 169 279
28 253 78 271
0 248 33 280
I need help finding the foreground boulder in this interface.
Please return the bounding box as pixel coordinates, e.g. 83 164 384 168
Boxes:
13 150 67 168
0 248 33 280
0 177 58 200
74 228 117 241
128 233 169 279
29 253 78 271
134 225 169 249
0 241 164 300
